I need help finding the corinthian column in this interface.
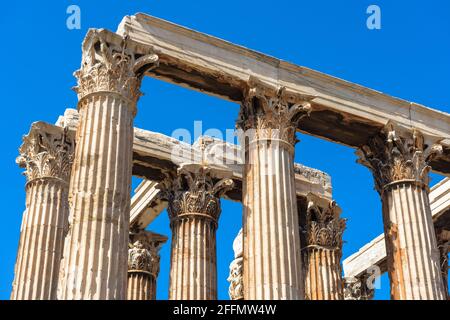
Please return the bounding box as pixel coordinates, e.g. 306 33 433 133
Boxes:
161 165 233 300
12 123 74 300
357 122 446 300
302 194 346 300
236 80 312 299
58 30 158 300
127 230 167 300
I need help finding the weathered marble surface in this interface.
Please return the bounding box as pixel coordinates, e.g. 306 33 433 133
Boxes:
343 178 450 278
302 194 346 300
127 230 167 300
228 229 244 300
57 109 332 231
12 122 74 300
116 13 450 175
58 30 159 300
161 164 233 300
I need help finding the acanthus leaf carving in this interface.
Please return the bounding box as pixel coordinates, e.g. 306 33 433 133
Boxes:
227 256 244 300
228 229 244 300
74 30 159 105
128 231 166 277
237 78 313 146
304 197 346 250
343 276 375 300
160 166 234 224
356 122 443 193
17 124 74 183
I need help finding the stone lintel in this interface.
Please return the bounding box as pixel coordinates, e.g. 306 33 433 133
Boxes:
115 13 450 175
130 181 167 230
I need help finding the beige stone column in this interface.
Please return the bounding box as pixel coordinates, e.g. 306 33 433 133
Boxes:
11 123 74 300
237 81 311 299
228 229 244 300
127 230 167 300
302 195 346 300
357 122 446 300
162 165 233 300
58 30 158 300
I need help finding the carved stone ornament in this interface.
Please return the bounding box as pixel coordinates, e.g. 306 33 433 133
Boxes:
294 163 332 190
128 237 162 277
436 229 450 296
356 122 443 193
343 277 375 300
236 78 313 146
74 30 159 104
16 123 74 183
304 198 346 250
160 166 234 224
227 256 244 300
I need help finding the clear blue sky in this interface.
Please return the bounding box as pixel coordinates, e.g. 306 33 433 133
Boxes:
1 0 449 300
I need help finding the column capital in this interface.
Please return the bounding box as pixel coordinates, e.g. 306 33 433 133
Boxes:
343 276 375 300
128 230 167 277
16 122 74 184
304 194 346 250
160 164 234 226
228 257 244 300
236 77 313 146
74 30 159 107
228 229 244 300
356 122 443 194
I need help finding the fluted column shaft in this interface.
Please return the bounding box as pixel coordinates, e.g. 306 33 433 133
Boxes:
170 216 217 299
237 82 311 300
243 138 302 299
128 273 156 300
58 87 134 300
357 123 446 300
12 124 74 300
127 230 167 300
381 181 445 299
304 249 343 300
13 180 69 300
163 166 233 300
58 31 158 299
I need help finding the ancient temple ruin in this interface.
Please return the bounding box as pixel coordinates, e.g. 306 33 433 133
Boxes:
11 13 450 300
